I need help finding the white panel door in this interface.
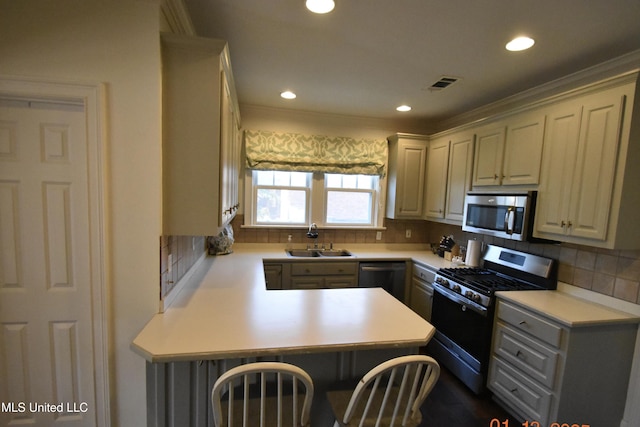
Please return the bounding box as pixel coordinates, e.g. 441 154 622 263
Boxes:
0 102 97 426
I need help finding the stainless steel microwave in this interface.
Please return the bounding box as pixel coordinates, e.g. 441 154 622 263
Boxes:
462 191 536 241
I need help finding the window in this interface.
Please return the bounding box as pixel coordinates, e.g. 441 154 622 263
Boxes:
254 171 311 224
325 174 376 225
247 171 381 228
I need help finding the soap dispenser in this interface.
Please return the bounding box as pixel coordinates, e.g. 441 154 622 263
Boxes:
286 235 293 251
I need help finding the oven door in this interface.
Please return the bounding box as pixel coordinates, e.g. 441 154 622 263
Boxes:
430 284 493 370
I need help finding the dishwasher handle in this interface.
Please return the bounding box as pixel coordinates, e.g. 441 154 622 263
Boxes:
360 265 404 272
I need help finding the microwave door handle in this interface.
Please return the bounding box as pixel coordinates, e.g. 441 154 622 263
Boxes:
504 207 515 235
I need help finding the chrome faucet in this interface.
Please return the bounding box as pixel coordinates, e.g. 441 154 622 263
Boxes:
306 223 319 248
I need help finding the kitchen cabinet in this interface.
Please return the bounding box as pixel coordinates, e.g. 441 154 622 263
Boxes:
534 78 640 248
409 262 434 321
386 134 429 219
263 263 282 290
161 33 241 236
424 131 474 223
472 112 545 187
289 262 358 289
488 296 637 427
444 131 475 222
424 137 449 219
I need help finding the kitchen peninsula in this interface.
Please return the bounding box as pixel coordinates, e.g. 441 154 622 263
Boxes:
132 243 445 426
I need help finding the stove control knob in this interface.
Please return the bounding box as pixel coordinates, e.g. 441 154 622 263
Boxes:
465 290 473 299
452 284 461 293
436 277 449 288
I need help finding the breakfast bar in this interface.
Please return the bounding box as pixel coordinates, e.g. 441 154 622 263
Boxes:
132 245 437 426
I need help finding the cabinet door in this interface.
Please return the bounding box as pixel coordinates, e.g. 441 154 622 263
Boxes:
445 132 475 222
473 126 505 186
410 279 433 321
219 71 234 225
568 90 624 240
502 113 546 185
263 264 282 290
325 276 357 288
424 138 449 219
397 140 428 217
535 104 581 236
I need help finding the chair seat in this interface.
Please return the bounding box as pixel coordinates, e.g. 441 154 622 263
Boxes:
220 393 306 427
327 387 423 427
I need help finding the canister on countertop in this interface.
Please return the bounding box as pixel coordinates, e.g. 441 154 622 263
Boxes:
466 239 482 266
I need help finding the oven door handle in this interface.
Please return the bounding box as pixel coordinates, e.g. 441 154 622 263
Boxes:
433 283 489 317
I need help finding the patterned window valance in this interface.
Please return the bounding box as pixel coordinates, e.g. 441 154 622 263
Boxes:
245 130 388 176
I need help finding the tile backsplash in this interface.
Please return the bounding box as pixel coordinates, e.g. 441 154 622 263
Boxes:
232 215 640 305
160 235 206 299
160 217 640 306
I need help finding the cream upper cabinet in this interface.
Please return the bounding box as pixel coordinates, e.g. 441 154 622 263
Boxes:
472 125 506 186
472 112 545 187
535 78 640 248
424 137 449 219
161 33 241 236
424 131 475 223
386 134 428 219
445 131 475 222
502 112 546 185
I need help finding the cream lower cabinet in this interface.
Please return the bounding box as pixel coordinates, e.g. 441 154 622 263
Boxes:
289 262 358 289
386 134 428 219
534 78 640 248
409 262 434 321
424 131 474 223
161 33 241 236
488 298 637 427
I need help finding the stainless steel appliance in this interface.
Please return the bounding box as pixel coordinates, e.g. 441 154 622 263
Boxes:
358 262 406 301
427 245 557 394
462 191 536 241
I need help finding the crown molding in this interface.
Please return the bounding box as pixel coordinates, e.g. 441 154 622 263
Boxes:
436 49 640 132
161 0 196 36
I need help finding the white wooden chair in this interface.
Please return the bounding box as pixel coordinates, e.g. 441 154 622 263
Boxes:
326 355 440 427
211 361 314 427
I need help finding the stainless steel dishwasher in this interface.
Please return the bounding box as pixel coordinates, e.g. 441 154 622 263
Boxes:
358 262 406 301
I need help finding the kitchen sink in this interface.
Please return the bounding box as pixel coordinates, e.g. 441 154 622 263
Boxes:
285 249 353 258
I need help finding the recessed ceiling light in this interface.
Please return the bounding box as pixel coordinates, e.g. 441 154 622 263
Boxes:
396 105 412 112
306 0 335 14
280 91 297 100
506 36 535 51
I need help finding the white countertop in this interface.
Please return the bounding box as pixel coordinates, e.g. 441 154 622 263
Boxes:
132 243 640 362
132 244 444 362
496 290 640 327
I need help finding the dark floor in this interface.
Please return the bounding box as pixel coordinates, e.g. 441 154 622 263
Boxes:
419 367 520 427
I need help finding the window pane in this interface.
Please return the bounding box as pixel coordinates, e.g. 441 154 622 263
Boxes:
256 170 274 186
326 174 342 188
257 189 307 223
357 175 374 189
290 172 309 187
273 171 291 186
326 191 372 224
342 175 357 189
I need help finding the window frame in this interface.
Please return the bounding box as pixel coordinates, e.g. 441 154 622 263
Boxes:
244 170 385 229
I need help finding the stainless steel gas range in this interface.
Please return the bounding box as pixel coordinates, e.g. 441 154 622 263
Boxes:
426 245 557 394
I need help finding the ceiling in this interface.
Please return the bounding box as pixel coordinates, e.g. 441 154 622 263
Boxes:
183 0 640 125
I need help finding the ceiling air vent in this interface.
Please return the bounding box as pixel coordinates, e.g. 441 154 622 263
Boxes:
427 76 460 91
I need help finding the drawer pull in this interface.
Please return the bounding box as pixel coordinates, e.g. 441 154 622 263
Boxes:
510 387 519 395
515 350 524 358
519 320 527 325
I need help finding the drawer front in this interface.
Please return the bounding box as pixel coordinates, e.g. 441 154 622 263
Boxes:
488 357 553 424
497 301 563 348
291 262 357 276
412 263 435 283
493 322 559 388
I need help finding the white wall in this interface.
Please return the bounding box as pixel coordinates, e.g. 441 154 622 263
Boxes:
0 1 161 425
